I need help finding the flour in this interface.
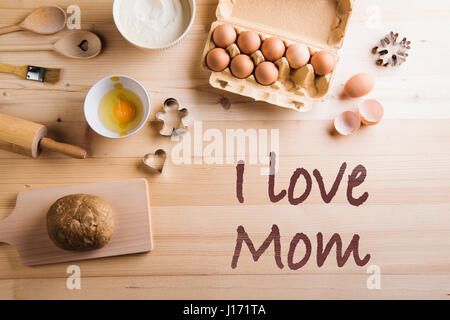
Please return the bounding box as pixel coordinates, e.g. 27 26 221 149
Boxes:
115 0 190 48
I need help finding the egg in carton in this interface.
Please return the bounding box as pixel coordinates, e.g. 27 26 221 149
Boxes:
200 0 354 112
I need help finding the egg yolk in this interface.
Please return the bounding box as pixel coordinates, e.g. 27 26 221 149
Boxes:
113 100 136 124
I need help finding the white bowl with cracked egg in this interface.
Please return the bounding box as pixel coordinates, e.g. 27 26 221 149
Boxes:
113 0 196 50
84 75 151 139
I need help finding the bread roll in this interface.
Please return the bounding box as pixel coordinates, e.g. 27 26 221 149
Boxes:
47 194 114 251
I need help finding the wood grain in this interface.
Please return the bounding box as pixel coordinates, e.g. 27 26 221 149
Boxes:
0 0 449 299
0 179 153 265
0 63 27 79
0 275 448 300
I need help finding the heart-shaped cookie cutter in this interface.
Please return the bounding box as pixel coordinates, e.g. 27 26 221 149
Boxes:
143 149 167 173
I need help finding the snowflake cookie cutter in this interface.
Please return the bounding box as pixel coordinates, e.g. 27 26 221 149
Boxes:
372 31 411 67
156 98 189 137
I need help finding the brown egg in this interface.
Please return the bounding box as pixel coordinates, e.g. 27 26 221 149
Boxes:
206 48 230 72
285 44 310 69
212 24 237 48
255 61 279 86
310 51 336 76
344 73 375 98
261 37 285 61
237 30 261 55
230 54 254 79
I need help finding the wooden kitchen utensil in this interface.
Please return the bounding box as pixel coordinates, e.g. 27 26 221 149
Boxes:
0 62 61 83
0 112 87 159
0 179 153 266
0 31 102 59
0 5 66 36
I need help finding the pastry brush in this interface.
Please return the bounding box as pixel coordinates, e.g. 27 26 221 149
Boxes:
0 62 61 84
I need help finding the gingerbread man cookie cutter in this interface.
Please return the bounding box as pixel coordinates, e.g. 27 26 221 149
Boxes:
156 98 189 137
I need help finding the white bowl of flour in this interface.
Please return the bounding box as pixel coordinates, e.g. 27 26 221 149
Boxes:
113 0 195 50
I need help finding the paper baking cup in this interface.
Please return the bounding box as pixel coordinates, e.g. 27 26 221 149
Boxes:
113 0 196 51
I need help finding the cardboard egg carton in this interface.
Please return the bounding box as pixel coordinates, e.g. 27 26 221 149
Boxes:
201 0 354 112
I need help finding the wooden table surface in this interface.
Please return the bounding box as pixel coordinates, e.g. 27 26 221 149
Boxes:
0 0 449 300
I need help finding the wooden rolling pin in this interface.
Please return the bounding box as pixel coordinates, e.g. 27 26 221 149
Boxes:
0 113 87 159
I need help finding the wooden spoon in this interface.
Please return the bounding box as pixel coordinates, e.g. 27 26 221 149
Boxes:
0 31 102 59
0 5 67 35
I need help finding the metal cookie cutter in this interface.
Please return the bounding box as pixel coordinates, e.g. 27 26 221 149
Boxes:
156 98 189 137
143 149 167 174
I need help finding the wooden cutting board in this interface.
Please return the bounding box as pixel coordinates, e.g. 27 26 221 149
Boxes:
0 179 153 266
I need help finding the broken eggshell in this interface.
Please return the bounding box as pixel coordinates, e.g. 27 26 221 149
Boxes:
358 99 384 125
334 111 361 136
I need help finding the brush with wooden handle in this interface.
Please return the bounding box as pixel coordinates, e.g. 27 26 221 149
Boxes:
0 63 61 84
0 112 87 159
